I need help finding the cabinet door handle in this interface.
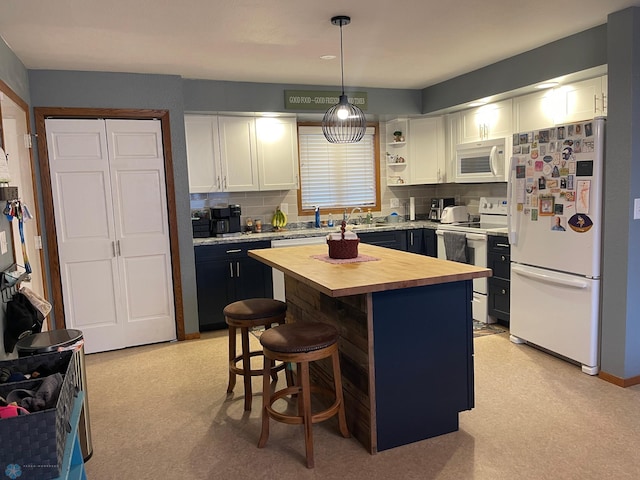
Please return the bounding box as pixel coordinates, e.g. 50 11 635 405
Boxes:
496 243 509 248
236 262 240 277
229 262 233 278
501 289 507 295
224 176 227 190
217 176 221 190
112 241 117 258
501 255 506 261
602 93 607 113
116 240 121 256
226 249 242 254
594 94 598 113
410 232 414 245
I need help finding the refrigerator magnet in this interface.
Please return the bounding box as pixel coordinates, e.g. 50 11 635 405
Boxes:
531 209 538 221
584 122 593 137
531 150 539 160
557 126 565 140
560 178 567 189
519 133 529 145
568 125 575 136
513 133 520 146
521 144 530 154
516 165 526 178
552 165 560 177
583 139 595 153
577 180 591 214
568 213 593 233
554 203 564 215
539 195 555 216
576 160 594 176
567 175 574 189
565 191 576 202
535 160 544 171
547 179 558 188
562 146 573 161
574 139 582 153
575 124 583 135
569 161 576 174
551 216 566 231
538 176 547 190
543 164 552 176
539 130 550 143
524 208 530 215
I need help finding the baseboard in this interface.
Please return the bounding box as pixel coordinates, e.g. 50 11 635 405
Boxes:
598 370 640 387
183 332 201 341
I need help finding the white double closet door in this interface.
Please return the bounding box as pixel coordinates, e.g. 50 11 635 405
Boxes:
45 119 176 354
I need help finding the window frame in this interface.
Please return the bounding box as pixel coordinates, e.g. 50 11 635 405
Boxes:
296 121 381 216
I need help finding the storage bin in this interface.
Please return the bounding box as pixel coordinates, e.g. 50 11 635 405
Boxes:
0 350 78 480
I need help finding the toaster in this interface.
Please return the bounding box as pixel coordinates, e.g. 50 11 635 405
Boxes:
440 205 469 224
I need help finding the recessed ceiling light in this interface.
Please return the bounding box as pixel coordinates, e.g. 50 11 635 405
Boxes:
320 55 336 60
535 82 559 89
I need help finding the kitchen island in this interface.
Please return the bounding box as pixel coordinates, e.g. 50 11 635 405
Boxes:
249 243 491 454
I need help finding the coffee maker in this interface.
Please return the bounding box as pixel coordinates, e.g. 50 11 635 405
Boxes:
211 204 242 236
429 197 455 221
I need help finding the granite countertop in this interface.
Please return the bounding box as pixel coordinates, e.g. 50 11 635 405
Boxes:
248 243 492 297
193 220 509 245
193 220 442 245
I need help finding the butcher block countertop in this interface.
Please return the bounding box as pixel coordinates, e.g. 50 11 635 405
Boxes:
249 243 491 298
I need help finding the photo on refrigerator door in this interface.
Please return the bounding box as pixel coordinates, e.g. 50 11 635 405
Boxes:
550 216 566 231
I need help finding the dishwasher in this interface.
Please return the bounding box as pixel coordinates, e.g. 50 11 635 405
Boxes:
271 235 327 301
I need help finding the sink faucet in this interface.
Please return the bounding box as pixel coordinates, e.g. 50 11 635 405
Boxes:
344 207 363 224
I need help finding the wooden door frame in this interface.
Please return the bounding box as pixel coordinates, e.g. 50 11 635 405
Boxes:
34 107 186 341
0 80 50 310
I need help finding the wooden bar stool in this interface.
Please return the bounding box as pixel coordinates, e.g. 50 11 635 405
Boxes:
258 322 350 468
224 298 288 411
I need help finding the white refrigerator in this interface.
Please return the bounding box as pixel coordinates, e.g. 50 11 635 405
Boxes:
507 117 604 375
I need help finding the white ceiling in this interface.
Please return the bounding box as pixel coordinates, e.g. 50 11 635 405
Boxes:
0 0 638 90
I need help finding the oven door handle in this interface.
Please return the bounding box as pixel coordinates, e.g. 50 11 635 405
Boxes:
466 233 487 241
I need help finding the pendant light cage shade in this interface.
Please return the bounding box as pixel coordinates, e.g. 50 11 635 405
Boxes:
322 94 367 143
322 15 367 144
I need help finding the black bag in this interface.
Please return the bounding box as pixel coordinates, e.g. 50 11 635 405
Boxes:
4 292 44 353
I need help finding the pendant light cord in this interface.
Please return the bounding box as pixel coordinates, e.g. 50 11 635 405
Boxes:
339 21 345 96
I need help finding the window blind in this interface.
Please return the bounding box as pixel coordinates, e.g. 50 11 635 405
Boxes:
298 126 376 210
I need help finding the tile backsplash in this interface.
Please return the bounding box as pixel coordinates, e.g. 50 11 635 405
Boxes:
190 182 507 228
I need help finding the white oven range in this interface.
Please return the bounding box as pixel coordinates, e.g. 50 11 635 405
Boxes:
436 197 507 324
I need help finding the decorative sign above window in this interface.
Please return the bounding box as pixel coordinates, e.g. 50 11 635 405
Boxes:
284 90 368 111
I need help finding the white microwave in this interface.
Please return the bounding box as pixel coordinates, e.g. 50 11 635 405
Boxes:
454 137 507 183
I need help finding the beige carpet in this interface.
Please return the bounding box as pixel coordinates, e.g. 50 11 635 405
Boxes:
83 329 640 480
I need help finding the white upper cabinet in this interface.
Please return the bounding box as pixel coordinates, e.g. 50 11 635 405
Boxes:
554 76 607 124
459 99 512 143
408 117 445 184
513 89 557 133
256 117 299 190
186 114 300 193
218 116 259 192
185 115 221 193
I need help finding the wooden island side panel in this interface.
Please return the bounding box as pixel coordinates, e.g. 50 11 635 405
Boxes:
285 275 378 453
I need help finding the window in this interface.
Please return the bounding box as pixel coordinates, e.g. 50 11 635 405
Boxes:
297 125 380 214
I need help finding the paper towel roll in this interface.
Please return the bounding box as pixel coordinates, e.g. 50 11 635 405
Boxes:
409 197 415 221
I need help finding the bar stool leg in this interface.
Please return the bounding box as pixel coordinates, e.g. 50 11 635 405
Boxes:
298 361 314 469
227 325 237 393
331 350 350 438
258 356 273 449
240 326 252 411
264 323 279 382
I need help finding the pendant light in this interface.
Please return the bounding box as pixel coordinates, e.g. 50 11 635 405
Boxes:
322 15 367 144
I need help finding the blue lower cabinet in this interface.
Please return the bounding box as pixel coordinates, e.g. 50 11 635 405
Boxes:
194 241 273 331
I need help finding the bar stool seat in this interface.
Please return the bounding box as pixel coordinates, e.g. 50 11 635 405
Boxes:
224 298 288 411
258 322 350 468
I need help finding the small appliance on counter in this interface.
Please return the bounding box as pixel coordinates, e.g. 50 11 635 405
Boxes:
429 197 455 221
211 204 242 237
191 209 212 238
440 205 469 224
